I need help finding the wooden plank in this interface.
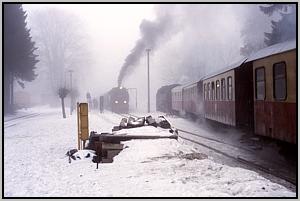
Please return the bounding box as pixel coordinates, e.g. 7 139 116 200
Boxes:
102 158 113 163
107 150 122 158
102 143 124 150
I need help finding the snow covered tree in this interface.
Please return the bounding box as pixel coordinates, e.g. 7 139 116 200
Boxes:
240 19 266 57
4 4 38 114
260 4 296 46
239 5 269 57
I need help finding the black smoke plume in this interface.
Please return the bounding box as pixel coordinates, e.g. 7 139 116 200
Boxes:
117 10 175 87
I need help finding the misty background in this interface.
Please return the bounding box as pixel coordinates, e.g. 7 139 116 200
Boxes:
10 4 295 113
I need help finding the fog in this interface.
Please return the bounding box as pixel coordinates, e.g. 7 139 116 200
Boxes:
16 4 280 112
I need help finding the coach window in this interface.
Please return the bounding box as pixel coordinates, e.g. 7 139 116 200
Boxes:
211 82 215 100
221 78 226 100
207 83 210 100
227 76 232 100
216 80 220 100
273 62 287 100
255 67 265 100
204 84 206 100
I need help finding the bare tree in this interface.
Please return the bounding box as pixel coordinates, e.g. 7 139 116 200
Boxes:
58 87 69 118
27 8 90 105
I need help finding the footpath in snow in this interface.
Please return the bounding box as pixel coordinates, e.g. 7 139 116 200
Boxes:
3 106 296 197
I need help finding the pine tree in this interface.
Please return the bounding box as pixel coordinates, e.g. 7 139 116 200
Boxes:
260 4 296 46
4 4 39 114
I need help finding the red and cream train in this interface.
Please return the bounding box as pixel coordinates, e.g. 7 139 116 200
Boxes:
156 40 296 144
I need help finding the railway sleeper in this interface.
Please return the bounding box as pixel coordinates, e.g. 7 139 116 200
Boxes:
86 131 178 165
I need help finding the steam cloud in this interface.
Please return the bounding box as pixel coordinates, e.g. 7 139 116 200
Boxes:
117 8 176 87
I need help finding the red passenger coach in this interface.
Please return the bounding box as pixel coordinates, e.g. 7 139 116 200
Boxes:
248 40 296 144
203 59 254 128
182 80 203 117
158 40 296 144
171 85 183 114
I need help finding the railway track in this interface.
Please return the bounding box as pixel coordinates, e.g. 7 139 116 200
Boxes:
176 128 256 153
4 113 40 122
4 113 41 128
178 130 296 185
109 112 296 185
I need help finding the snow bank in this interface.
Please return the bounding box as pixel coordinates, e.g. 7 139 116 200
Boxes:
4 107 296 197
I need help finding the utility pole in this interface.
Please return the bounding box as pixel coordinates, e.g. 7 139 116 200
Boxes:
146 49 151 113
64 71 67 88
68 70 74 115
135 89 137 109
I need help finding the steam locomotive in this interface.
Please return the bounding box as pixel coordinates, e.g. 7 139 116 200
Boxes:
103 87 129 113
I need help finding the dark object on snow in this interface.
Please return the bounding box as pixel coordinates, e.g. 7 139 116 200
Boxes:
93 142 102 169
87 132 111 150
87 131 178 165
112 116 172 131
169 128 178 136
112 117 129 132
66 149 78 156
112 126 121 132
146 115 157 127
127 116 145 128
66 148 78 163
157 116 171 129
119 118 128 128
85 153 91 158
88 132 178 145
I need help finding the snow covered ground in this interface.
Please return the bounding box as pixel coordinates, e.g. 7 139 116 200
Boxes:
4 106 296 197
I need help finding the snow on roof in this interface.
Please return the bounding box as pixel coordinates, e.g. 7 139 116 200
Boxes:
183 81 198 89
247 39 296 62
202 58 247 80
201 40 296 81
171 85 183 92
172 78 202 91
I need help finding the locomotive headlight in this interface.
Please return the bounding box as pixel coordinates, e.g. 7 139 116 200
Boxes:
115 100 118 104
123 100 127 104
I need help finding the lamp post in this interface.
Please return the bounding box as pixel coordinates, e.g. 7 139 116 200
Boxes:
68 69 74 115
127 88 137 110
146 49 151 113
64 71 67 88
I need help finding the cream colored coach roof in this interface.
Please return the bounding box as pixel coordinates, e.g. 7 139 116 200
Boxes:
202 39 296 81
247 39 296 62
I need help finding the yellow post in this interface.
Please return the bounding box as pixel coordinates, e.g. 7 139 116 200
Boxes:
77 103 89 150
77 102 81 150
